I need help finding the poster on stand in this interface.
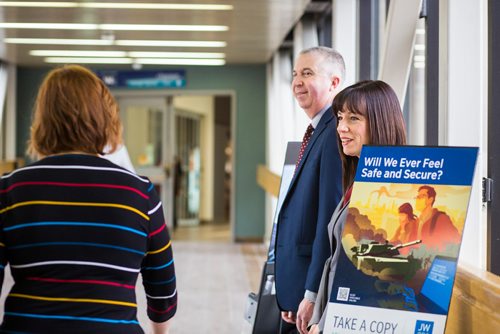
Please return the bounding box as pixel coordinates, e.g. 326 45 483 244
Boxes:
267 141 300 261
324 146 478 334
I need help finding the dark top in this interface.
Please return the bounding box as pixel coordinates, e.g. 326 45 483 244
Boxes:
275 109 343 311
0 154 176 333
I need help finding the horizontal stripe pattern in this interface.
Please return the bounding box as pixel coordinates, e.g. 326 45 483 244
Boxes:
147 240 171 255
0 200 149 220
142 259 174 270
4 221 147 237
9 293 137 308
146 289 177 300
0 164 148 183
10 241 145 255
0 154 176 331
0 181 149 199
4 312 140 325
26 277 135 289
10 260 141 273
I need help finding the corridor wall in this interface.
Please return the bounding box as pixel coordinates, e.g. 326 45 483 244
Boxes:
15 64 267 241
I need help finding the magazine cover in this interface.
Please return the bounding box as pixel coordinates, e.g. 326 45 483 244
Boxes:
324 146 478 334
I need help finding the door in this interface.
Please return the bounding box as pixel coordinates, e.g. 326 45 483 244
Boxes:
118 97 174 229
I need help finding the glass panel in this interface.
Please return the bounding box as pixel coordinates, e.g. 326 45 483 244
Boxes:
407 18 426 145
123 106 164 168
175 113 201 223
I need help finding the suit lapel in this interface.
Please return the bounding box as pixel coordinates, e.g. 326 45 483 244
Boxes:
285 108 334 201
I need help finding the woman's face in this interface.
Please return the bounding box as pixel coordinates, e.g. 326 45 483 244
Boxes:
399 212 408 223
337 108 369 157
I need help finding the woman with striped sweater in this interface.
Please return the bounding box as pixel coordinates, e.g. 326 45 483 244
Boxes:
0 65 176 333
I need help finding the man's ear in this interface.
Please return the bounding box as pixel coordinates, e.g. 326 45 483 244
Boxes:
330 76 341 90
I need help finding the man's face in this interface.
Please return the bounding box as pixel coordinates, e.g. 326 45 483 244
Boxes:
415 189 432 212
292 53 337 118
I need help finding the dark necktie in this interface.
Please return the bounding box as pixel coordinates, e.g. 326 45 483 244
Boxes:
295 124 314 172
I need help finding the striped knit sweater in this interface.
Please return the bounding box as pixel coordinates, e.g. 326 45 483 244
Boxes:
0 154 176 333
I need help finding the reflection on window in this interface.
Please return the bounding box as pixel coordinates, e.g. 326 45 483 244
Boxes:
407 18 426 145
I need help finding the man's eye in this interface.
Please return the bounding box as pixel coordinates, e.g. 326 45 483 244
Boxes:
303 71 312 76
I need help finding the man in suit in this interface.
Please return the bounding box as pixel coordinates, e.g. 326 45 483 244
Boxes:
275 47 344 334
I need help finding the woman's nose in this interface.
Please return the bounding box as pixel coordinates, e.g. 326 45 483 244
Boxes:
337 122 348 132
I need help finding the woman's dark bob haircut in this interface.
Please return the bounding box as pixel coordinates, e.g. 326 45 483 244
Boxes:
333 80 407 191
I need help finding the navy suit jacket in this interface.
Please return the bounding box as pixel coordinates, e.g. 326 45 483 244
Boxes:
275 108 342 312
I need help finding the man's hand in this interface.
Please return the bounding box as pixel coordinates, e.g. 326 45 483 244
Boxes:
281 311 296 324
296 298 314 334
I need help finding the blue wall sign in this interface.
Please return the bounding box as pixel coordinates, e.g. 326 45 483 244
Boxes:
97 70 186 89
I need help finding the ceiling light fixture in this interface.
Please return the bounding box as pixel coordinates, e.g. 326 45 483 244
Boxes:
100 24 228 32
45 57 133 64
0 23 96 29
43 57 226 66
414 44 426 51
30 50 226 59
136 58 225 66
0 2 233 10
127 51 225 58
5 38 113 45
116 40 227 47
0 22 228 32
30 50 127 57
6 38 226 48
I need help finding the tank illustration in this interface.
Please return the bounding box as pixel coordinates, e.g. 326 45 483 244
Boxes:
350 240 422 281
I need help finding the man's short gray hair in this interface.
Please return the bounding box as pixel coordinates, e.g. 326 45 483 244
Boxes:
300 46 345 84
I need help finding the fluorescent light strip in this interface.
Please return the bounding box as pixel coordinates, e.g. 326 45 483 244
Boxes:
0 2 233 10
0 2 77 7
414 62 425 69
5 38 113 45
0 22 228 32
6 38 226 48
30 50 127 57
30 50 225 59
128 51 225 58
137 58 225 66
45 57 133 64
414 44 426 51
44 57 226 66
116 40 226 47
100 24 228 32
0 23 96 29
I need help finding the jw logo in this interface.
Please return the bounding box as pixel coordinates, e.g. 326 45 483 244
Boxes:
414 320 434 334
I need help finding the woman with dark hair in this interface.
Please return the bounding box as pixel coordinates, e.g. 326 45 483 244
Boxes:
391 202 419 245
308 80 407 333
0 65 176 334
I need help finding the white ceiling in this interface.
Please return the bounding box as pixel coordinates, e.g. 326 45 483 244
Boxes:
0 0 311 66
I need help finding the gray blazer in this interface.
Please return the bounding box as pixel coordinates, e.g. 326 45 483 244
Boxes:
309 195 350 331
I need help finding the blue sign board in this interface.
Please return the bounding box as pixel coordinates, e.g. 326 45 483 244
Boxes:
97 70 186 89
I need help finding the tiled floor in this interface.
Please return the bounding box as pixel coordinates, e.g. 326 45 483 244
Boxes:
0 224 267 334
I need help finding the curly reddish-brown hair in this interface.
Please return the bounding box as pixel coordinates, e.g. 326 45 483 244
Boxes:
28 64 122 158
